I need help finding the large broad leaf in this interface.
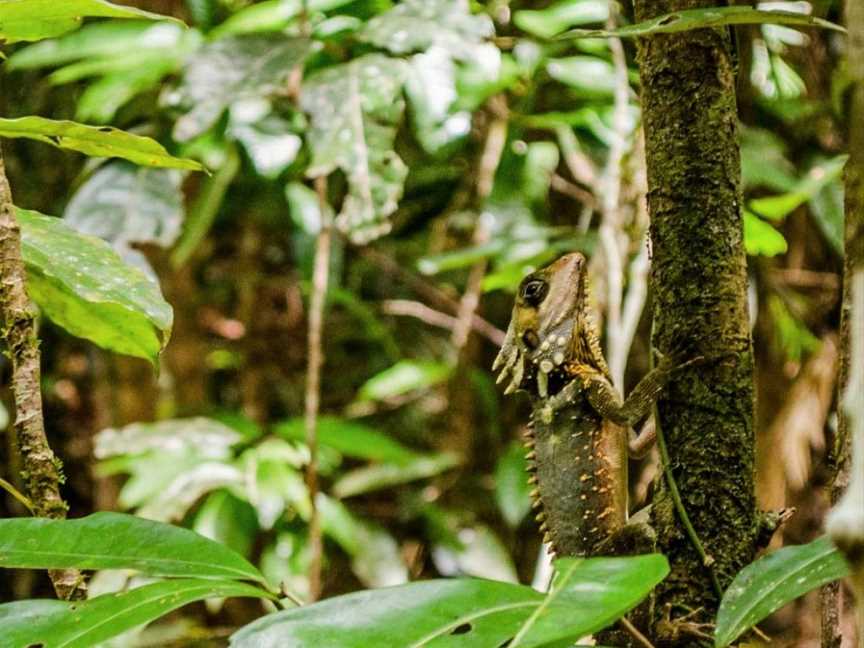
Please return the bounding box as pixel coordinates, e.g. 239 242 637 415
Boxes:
171 35 314 141
514 0 608 39
714 536 850 647
333 453 461 498
274 416 421 464
358 0 494 60
64 160 184 274
0 512 266 583
230 554 669 647
0 117 201 170
1 579 272 648
0 0 179 43
560 6 844 39
18 209 173 363
300 54 408 244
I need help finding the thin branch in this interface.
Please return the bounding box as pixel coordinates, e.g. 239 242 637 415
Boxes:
620 616 656 648
450 95 509 352
381 299 505 346
0 142 85 601
304 175 331 602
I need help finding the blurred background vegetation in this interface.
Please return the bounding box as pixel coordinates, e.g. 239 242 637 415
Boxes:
0 0 854 644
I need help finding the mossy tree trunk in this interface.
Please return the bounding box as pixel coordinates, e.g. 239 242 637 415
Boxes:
632 1 759 640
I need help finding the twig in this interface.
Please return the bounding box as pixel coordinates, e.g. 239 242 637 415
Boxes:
600 9 632 390
0 475 34 512
304 175 331 601
381 299 504 346
0 143 86 601
450 95 508 352
620 616 656 648
549 174 597 210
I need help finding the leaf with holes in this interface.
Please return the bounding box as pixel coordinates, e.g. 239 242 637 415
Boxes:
300 54 408 243
559 6 844 39
0 0 180 43
0 117 201 169
0 512 266 582
18 209 173 363
230 554 668 647
1 579 272 648
714 536 849 647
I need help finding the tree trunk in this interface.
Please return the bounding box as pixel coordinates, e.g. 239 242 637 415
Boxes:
633 0 759 640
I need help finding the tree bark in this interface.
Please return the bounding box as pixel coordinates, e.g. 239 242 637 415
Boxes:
633 1 758 640
0 142 85 601
823 1 864 644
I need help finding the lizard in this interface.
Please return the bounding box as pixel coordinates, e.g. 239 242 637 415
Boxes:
493 251 687 558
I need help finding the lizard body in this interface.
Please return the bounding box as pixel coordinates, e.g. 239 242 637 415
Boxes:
494 252 678 557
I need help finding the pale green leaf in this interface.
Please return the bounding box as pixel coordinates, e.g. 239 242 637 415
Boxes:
94 417 242 459
514 0 608 39
333 453 460 498
300 54 409 243
210 0 352 38
357 359 452 401
743 212 788 257
18 208 173 363
0 0 181 43
560 6 844 39
0 117 202 169
171 35 314 141
495 441 532 528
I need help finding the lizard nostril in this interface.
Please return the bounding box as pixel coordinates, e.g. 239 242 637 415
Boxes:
522 330 539 350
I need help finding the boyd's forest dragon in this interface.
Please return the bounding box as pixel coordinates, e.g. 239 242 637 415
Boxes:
493 252 691 558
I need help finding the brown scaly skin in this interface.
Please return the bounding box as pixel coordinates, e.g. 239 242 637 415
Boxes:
494 253 681 558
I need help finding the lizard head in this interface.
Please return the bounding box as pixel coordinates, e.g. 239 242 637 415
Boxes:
493 252 593 398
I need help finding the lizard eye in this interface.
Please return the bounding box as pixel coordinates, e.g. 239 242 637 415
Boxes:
520 279 548 306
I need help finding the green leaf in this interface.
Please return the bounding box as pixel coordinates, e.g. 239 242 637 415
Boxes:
749 155 847 221
300 54 408 243
333 452 460 498
274 416 421 464
715 536 849 647
7 20 186 69
495 441 532 528
546 56 618 95
358 0 494 59
560 6 845 39
432 524 518 583
95 417 242 459
0 117 202 170
193 490 259 559
18 209 173 363
809 176 844 256
210 0 353 38
64 161 184 273
0 0 181 43
357 359 452 401
2 579 272 648
318 495 408 588
230 554 668 647
0 512 266 582
405 49 471 153
514 0 608 39
743 211 788 257
171 35 315 141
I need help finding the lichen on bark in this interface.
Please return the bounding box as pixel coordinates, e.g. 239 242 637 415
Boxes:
0 142 85 600
632 0 759 640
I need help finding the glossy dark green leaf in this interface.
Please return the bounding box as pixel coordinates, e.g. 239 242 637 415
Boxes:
230 554 668 647
18 209 173 363
0 512 266 583
0 117 202 170
1 579 271 648
560 6 844 39
715 536 849 647
274 416 421 464
0 0 180 43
